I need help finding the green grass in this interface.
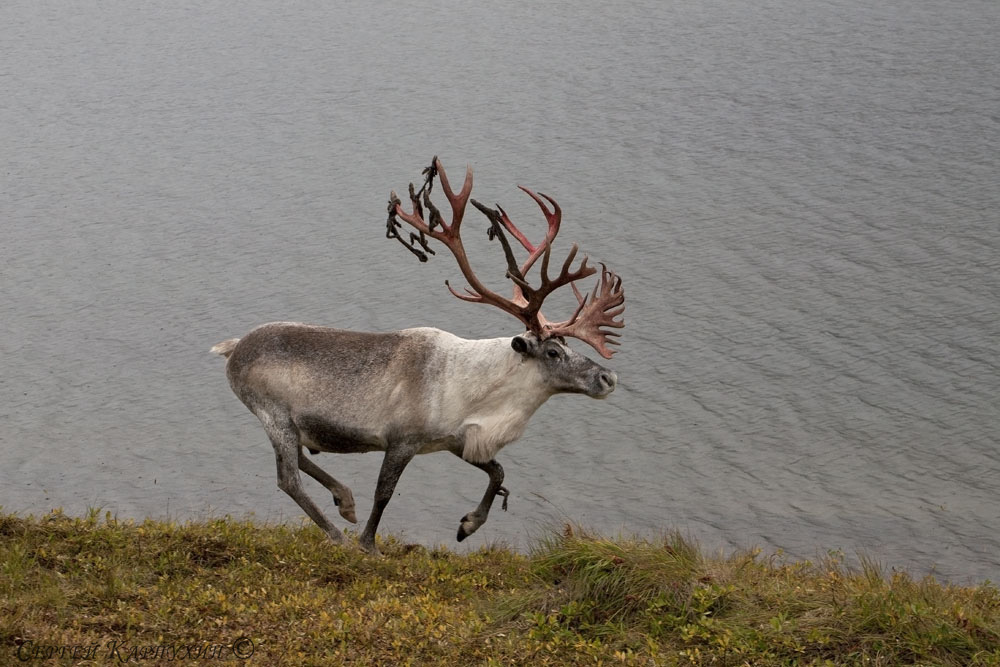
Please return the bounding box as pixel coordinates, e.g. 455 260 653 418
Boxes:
1 510 998 665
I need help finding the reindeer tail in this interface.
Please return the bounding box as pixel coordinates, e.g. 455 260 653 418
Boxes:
210 338 240 358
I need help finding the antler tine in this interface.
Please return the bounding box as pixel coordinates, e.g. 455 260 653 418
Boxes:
535 243 597 304
486 188 566 309
445 281 485 303
435 157 474 231
544 264 625 359
387 190 435 262
471 199 531 292
495 204 534 252
495 186 562 276
516 187 562 272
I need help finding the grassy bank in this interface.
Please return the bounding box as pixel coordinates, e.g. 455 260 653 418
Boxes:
1 510 998 665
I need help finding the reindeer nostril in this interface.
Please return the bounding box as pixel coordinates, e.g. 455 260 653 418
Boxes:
599 372 616 389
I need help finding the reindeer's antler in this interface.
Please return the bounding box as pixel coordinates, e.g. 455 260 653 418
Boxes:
471 182 626 358
387 157 538 330
387 157 625 358
543 264 625 359
496 186 562 276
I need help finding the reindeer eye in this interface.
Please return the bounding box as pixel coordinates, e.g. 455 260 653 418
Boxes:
546 348 560 359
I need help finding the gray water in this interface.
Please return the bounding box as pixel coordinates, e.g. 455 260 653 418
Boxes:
2 0 998 583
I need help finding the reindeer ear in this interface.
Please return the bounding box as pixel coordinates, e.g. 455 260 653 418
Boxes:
511 335 533 355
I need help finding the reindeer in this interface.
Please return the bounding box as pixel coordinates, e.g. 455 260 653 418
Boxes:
211 157 625 554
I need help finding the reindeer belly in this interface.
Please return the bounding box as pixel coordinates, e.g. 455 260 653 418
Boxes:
416 438 459 455
294 415 386 454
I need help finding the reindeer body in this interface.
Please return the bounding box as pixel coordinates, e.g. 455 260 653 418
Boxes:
213 321 615 552
218 322 558 463
212 157 624 553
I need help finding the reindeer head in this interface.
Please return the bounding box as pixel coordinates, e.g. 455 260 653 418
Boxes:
386 157 625 361
510 332 617 398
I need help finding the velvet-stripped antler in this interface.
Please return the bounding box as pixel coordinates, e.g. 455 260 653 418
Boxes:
387 157 537 331
543 264 624 359
386 156 625 358
474 186 626 358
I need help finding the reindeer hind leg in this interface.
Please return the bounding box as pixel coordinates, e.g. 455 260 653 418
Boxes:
261 412 346 545
298 448 357 523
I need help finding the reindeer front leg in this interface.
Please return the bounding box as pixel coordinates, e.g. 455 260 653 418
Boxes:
453 454 509 542
359 445 417 555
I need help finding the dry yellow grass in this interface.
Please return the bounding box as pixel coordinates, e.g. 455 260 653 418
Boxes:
2 510 998 665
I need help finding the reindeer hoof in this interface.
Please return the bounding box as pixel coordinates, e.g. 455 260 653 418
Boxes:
497 486 510 511
324 527 347 545
359 537 381 556
457 513 478 542
334 489 358 523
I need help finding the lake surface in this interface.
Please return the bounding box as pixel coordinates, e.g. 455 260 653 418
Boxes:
2 0 998 583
